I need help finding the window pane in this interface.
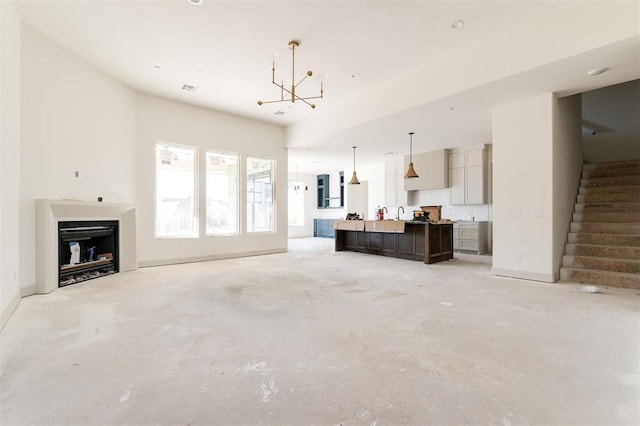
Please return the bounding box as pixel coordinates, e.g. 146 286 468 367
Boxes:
288 181 304 226
155 143 198 238
206 151 239 235
246 156 275 233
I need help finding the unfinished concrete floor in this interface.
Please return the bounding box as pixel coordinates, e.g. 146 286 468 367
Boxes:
1 238 639 425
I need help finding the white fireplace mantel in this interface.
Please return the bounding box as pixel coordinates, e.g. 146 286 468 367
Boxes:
35 199 137 293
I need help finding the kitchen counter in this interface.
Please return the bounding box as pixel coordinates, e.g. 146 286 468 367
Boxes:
334 220 453 264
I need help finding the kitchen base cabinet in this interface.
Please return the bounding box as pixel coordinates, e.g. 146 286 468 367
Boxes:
452 221 488 254
314 219 335 238
335 222 453 264
428 222 454 262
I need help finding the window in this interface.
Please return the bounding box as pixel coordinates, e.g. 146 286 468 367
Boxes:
206 151 239 235
288 181 304 226
246 156 275 233
155 143 198 238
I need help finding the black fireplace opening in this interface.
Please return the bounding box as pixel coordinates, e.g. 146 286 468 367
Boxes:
58 220 119 287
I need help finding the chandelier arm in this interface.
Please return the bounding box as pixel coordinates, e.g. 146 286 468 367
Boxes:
293 95 315 108
294 74 310 87
278 85 295 101
277 84 322 102
255 99 291 105
270 80 287 100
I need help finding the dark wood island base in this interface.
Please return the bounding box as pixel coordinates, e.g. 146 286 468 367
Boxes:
335 221 454 264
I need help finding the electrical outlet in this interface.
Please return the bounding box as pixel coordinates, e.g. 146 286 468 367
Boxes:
516 253 523 261
533 209 544 217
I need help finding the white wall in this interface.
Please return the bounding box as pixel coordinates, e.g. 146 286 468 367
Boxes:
0 0 22 329
582 79 640 163
19 25 137 294
361 163 385 220
553 94 583 273
492 93 555 282
135 93 287 266
288 172 316 238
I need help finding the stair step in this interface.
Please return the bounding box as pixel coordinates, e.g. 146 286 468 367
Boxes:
563 255 640 274
559 267 640 290
581 175 640 188
570 222 640 234
575 203 640 213
579 185 640 195
573 211 640 223
577 192 640 203
582 165 640 179
565 243 640 259
568 232 640 247
582 160 640 171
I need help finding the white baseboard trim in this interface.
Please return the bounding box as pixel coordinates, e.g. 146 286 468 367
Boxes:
21 284 36 297
0 290 21 332
139 248 287 268
492 267 558 283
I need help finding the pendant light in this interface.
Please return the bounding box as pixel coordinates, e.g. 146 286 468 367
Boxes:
349 146 361 185
404 132 419 179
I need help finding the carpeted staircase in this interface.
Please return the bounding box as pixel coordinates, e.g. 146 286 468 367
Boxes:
560 159 640 289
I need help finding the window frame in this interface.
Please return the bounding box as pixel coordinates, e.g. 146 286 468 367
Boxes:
154 141 199 239
245 155 276 234
205 149 240 237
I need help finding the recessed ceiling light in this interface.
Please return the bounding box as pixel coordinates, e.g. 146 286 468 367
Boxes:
153 64 163 69
188 0 203 5
449 105 460 111
451 20 464 29
587 67 609 76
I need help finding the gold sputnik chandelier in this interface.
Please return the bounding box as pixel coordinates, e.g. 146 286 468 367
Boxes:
257 40 324 109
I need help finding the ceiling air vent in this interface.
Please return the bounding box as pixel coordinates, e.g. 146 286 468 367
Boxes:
274 111 285 116
181 84 199 92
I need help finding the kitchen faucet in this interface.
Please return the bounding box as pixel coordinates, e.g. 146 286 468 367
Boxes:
382 206 388 219
396 206 405 220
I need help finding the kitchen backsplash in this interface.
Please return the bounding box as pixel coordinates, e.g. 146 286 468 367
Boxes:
404 188 491 222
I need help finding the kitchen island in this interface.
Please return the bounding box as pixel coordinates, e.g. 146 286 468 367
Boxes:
334 220 454 264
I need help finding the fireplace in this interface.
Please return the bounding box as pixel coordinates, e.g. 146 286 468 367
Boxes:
36 199 137 294
58 220 119 287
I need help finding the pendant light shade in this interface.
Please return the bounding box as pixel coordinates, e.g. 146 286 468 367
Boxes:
404 132 419 179
349 146 361 185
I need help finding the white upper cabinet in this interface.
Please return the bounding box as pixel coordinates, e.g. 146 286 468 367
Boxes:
402 149 448 191
448 145 488 205
385 161 408 207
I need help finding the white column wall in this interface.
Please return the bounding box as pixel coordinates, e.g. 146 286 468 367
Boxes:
135 93 287 266
19 25 137 294
0 0 22 330
552 94 583 274
492 93 555 282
